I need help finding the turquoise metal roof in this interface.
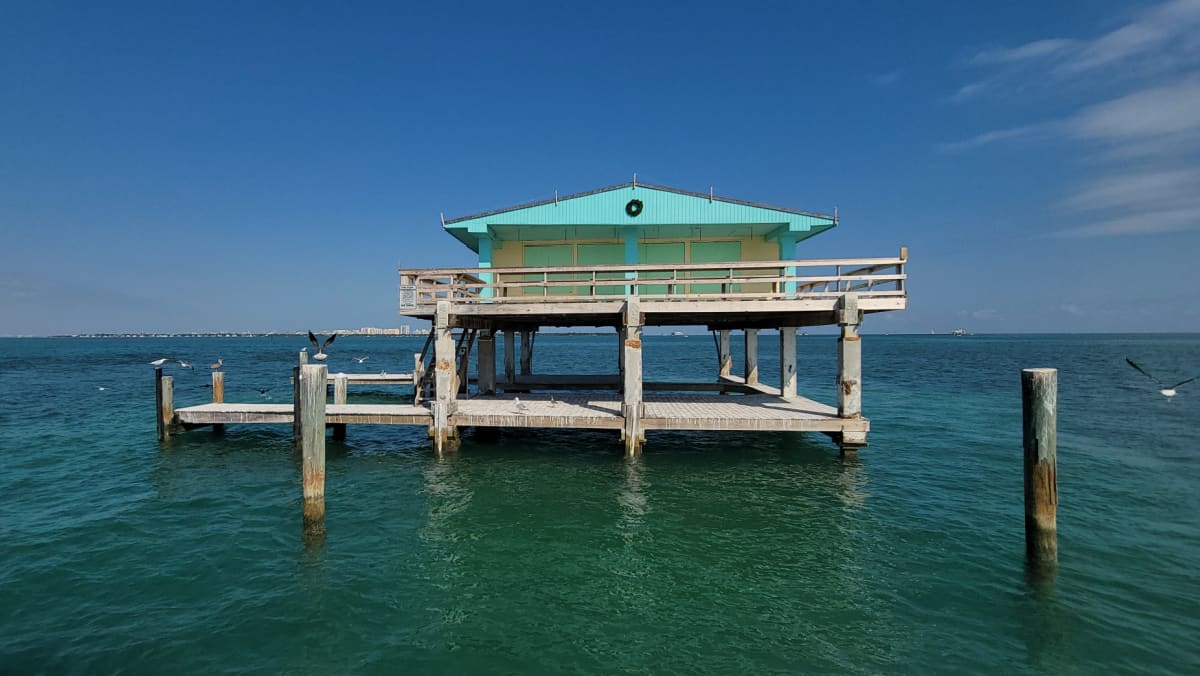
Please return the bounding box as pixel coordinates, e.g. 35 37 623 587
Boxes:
442 182 837 253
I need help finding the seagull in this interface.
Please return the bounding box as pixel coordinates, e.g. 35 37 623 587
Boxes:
549 395 558 407
514 397 529 414
209 357 223 370
353 355 368 364
254 387 272 399
1126 358 1195 398
178 360 193 370
97 385 111 391
149 358 169 366
308 331 337 361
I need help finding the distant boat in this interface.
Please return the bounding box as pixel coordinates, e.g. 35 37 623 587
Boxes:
951 328 971 336
670 331 687 337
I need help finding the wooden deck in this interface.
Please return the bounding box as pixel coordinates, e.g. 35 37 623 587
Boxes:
173 393 866 435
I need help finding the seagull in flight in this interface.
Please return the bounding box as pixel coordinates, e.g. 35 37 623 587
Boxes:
178 360 193 370
308 331 337 361
353 355 368 364
1126 358 1195 399
514 397 529 414
254 387 272 399
149 358 169 366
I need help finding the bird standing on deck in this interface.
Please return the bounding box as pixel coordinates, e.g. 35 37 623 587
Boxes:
1126 358 1195 398
514 397 529 414
308 331 337 361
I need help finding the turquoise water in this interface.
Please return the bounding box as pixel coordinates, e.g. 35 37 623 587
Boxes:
1 334 1197 673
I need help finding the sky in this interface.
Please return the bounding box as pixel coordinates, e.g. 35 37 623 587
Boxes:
2 0 1199 335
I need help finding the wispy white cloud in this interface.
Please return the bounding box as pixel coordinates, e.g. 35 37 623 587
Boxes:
939 124 1045 152
1060 169 1200 211
1052 207 1200 237
1068 77 1200 144
1059 303 1085 317
873 71 902 87
959 308 1002 321
972 38 1078 65
945 2 1200 238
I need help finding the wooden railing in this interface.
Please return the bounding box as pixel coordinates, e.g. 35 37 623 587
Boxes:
398 249 906 308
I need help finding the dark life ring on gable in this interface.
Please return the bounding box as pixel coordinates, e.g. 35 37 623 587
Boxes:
625 199 643 217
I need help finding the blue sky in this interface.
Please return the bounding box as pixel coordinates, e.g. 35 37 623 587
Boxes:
2 0 1198 334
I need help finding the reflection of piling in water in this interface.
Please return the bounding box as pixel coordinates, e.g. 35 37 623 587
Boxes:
1022 368 1058 570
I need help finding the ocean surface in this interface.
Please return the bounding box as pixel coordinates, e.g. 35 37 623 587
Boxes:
1 333 1197 674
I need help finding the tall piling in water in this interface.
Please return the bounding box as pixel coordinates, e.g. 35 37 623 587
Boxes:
1022 368 1058 568
300 364 328 537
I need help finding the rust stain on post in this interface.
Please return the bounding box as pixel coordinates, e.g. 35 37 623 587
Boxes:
624 339 642 349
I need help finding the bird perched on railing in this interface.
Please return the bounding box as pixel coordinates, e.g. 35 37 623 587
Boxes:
308 331 337 361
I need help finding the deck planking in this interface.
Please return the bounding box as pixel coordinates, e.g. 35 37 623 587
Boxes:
173 393 864 434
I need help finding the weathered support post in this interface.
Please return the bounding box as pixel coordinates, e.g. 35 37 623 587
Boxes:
621 298 644 456
744 328 759 385
431 301 460 454
779 327 797 398
838 293 865 452
477 330 496 395
837 293 862 418
211 371 225 434
504 329 516 385
292 365 302 444
299 349 308 365
617 328 625 379
332 373 348 440
520 330 535 376
717 329 732 377
1022 368 1058 568
412 353 425 406
155 368 174 441
300 363 328 538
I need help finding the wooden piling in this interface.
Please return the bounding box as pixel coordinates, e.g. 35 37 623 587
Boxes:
520 330 534 376
300 363 328 500
412 353 425 406
292 365 302 444
744 329 759 385
211 371 225 434
622 298 644 456
155 368 171 441
431 300 460 453
332 373 348 440
837 293 865 451
1022 368 1058 567
504 329 516 385
717 329 732 377
299 349 308 365
478 331 496 395
779 327 796 398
